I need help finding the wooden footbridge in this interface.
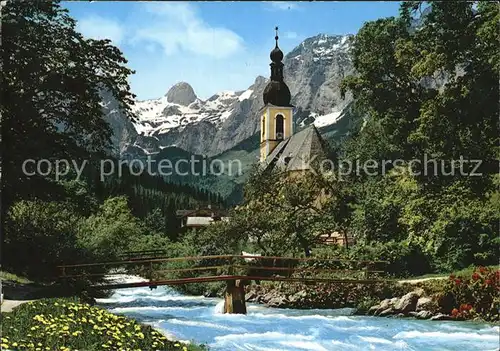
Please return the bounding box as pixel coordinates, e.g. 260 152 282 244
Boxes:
58 252 388 314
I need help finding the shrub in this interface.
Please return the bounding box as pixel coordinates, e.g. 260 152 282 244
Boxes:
355 296 381 315
440 266 499 321
316 241 432 278
3 200 86 279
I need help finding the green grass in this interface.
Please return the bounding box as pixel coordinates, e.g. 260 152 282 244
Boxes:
0 270 33 284
400 265 499 281
1 298 208 351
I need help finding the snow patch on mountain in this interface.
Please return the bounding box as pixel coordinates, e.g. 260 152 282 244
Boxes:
313 110 343 128
297 34 351 62
238 89 253 101
131 88 239 137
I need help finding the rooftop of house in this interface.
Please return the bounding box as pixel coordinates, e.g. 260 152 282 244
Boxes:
175 208 227 219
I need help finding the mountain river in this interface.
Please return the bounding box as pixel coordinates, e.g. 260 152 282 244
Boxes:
97 277 499 351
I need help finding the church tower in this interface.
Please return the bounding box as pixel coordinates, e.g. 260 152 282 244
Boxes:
260 27 294 162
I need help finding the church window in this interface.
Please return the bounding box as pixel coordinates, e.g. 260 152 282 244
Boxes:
276 114 284 140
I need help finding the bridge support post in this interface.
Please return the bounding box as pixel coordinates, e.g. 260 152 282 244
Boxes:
224 279 246 314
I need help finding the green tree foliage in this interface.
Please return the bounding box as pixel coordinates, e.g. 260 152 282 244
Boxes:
77 197 145 260
342 1 499 166
1 0 135 208
200 166 347 257
338 1 499 271
77 196 172 260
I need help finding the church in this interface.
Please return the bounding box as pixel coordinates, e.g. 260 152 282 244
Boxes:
259 28 329 173
257 29 353 247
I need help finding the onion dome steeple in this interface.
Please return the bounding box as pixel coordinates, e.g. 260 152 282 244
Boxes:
263 27 292 107
270 27 284 63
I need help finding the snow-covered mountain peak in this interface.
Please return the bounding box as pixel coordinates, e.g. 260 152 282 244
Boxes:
131 83 240 137
289 33 352 63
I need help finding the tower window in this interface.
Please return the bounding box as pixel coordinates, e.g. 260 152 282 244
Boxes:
262 116 265 137
276 114 284 140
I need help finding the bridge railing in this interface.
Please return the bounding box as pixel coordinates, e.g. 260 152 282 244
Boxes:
116 249 170 261
57 255 389 285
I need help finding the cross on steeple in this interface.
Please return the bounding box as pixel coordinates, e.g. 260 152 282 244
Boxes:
275 26 279 47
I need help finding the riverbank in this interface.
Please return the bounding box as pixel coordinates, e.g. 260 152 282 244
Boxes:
243 280 406 309
1 297 208 351
243 266 500 323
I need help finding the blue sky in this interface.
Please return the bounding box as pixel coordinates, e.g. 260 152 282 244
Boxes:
63 1 401 100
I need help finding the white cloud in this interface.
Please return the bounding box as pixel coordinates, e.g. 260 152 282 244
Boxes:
127 45 268 100
73 3 269 100
266 2 299 11
130 3 244 59
76 16 125 44
284 31 298 39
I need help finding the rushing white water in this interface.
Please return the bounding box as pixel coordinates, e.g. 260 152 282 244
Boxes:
97 280 499 351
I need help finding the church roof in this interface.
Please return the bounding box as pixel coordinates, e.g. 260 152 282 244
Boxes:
263 80 292 107
262 125 329 172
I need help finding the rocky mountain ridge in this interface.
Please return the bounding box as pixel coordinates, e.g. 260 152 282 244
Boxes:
105 33 355 158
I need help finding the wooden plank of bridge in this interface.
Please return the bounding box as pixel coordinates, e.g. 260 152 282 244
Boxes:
93 275 389 290
57 255 388 269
